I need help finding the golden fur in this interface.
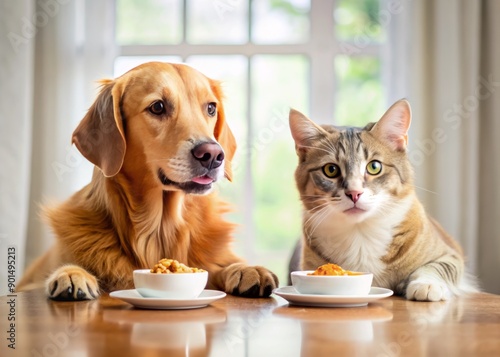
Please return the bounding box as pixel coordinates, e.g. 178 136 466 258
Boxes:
289 100 477 301
18 62 278 300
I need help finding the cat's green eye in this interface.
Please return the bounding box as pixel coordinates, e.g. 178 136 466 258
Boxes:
322 163 341 178
366 160 382 175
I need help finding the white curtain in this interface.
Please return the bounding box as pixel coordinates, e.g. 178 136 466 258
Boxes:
0 0 115 296
0 0 34 296
388 0 500 294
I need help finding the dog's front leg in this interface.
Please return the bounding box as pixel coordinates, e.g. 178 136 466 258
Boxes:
46 265 99 301
212 263 279 298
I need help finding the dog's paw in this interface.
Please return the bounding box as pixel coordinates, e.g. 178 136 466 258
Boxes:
221 263 279 298
406 278 451 301
46 265 99 301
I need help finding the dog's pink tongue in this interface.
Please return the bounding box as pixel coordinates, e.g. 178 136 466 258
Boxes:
192 176 214 185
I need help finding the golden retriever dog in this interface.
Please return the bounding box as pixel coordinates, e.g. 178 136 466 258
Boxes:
18 62 279 300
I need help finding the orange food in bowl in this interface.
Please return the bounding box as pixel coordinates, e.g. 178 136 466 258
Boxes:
150 258 205 274
308 263 361 276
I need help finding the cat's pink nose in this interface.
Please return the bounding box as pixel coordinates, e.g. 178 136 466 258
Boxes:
346 190 363 203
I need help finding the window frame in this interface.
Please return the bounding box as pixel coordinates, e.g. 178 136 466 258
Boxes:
117 1 382 119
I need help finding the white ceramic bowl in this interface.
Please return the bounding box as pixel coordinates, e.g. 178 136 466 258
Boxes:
291 271 373 296
133 269 208 299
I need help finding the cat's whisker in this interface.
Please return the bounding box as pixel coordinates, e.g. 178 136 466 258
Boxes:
301 195 333 208
301 194 329 198
305 205 332 240
304 205 329 227
301 195 331 203
303 207 326 231
301 195 328 200
308 201 330 213
308 209 331 240
413 185 439 195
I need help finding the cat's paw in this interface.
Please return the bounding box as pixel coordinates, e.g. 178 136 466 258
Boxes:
46 265 99 301
219 263 279 297
406 278 451 301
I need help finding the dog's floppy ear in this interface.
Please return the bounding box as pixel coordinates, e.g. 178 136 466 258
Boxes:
211 81 236 182
72 80 127 177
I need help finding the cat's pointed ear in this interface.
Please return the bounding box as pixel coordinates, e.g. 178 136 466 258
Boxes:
289 109 327 151
371 99 411 151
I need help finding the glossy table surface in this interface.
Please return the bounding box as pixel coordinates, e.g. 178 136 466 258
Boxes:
1 288 500 356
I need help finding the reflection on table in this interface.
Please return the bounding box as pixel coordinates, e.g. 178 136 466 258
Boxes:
1 289 499 356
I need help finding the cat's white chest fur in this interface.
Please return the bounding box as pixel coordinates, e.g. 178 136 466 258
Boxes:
306 195 414 284
312 220 391 277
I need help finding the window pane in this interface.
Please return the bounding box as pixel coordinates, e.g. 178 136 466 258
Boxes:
186 0 249 44
334 0 385 43
334 55 385 126
116 0 182 45
252 0 310 44
114 56 183 77
251 55 308 280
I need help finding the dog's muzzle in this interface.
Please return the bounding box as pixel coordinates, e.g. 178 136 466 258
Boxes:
158 141 225 194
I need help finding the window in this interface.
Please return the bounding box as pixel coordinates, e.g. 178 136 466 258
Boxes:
114 0 387 283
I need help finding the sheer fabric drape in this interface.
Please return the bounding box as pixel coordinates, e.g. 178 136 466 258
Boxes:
389 0 500 293
0 0 115 295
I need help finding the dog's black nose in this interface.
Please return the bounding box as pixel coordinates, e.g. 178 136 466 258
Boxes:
192 142 225 170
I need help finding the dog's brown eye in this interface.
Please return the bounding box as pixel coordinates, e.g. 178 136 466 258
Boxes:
207 102 217 117
149 101 165 115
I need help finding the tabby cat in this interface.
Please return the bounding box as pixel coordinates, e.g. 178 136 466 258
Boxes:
289 100 477 301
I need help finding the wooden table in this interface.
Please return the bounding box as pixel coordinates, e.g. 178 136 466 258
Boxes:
1 289 500 356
